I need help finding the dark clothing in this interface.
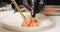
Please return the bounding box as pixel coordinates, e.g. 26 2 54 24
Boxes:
0 0 23 5
0 0 60 5
45 0 60 5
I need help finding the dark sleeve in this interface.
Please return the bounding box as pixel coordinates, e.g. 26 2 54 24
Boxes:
44 0 60 5
0 0 11 4
15 0 23 5
44 0 54 5
54 0 60 5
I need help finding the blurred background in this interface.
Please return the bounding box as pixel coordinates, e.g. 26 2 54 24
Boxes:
0 0 60 13
0 0 60 7
0 0 60 5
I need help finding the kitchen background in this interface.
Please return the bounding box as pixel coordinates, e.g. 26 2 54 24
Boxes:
0 0 60 7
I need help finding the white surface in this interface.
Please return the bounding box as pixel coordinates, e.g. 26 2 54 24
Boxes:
0 16 60 32
42 16 60 32
0 11 59 32
0 11 14 18
0 12 54 32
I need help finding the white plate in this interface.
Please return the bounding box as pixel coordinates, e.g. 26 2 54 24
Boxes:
0 11 14 18
0 12 55 32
